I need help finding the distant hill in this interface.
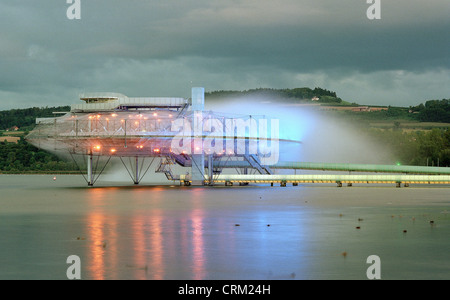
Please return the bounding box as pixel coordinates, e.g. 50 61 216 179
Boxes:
206 87 344 104
206 88 449 124
0 89 448 131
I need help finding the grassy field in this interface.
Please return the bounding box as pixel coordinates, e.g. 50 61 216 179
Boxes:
368 120 450 131
1 136 21 143
0 130 25 136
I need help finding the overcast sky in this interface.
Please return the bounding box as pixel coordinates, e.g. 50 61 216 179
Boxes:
0 0 449 110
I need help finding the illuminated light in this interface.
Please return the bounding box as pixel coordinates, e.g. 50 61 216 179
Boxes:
120 119 125 123
111 113 118 117
110 148 117 153
105 118 109 121
135 121 139 125
88 116 93 119
153 113 157 117
94 145 101 151
96 115 101 119
153 148 160 153
140 145 144 149
169 114 173 118
182 150 187 154
195 147 200 151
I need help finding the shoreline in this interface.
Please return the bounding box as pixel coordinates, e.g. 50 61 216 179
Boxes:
0 171 81 175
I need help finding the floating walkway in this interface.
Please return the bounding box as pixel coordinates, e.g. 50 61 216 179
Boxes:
179 174 450 187
214 161 450 175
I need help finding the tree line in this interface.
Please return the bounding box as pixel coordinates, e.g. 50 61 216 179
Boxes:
410 99 450 123
365 128 450 167
205 87 343 103
0 137 77 173
0 106 70 131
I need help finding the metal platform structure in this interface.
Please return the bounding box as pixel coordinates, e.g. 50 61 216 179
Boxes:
26 87 450 187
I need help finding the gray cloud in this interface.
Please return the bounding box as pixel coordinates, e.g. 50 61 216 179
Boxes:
0 0 448 110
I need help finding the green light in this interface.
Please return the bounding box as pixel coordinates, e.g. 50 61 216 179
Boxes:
396 162 401 166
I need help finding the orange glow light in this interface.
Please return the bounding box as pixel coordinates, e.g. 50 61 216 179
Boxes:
110 148 117 153
153 148 160 153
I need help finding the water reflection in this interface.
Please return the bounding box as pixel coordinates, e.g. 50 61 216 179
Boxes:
72 184 449 280
83 186 211 279
191 209 205 280
86 213 106 280
135 212 164 280
80 185 314 280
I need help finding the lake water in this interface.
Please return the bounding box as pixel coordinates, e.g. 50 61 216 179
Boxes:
0 174 449 280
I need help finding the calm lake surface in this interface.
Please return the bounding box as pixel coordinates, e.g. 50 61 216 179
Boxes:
0 174 449 280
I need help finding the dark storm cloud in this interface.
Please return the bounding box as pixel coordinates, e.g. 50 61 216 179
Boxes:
0 0 448 109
